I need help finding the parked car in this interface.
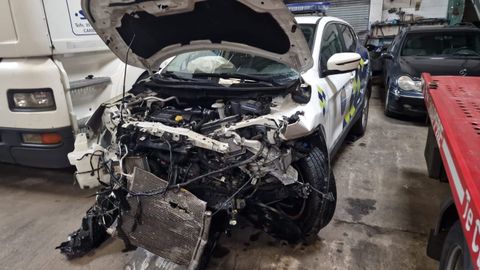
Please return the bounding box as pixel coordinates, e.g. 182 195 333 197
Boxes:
382 24 480 117
365 19 448 85
58 1 371 268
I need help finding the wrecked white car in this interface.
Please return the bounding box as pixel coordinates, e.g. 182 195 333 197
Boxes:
58 1 371 269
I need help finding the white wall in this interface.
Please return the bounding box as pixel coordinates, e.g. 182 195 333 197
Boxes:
413 0 449 18
369 0 449 23
369 0 384 23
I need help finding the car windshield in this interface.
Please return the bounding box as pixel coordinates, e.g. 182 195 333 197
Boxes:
162 50 299 85
401 31 480 57
299 24 317 50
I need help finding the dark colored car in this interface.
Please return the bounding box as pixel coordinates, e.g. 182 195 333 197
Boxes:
382 25 480 117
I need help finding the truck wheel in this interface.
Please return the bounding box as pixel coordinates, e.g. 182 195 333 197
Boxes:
351 96 370 137
439 221 474 270
275 147 337 244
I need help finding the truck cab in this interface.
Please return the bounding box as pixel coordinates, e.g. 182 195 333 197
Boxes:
0 0 144 168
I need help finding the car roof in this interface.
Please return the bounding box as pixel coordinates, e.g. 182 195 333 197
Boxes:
295 15 322 24
405 24 480 33
295 16 348 26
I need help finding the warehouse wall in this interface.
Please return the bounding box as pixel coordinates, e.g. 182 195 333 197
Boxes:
370 0 384 23
369 0 449 23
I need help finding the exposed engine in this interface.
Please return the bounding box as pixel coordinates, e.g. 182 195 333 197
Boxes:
59 84 333 268
101 90 306 208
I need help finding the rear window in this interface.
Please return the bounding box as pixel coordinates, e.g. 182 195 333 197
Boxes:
401 31 480 57
299 24 316 50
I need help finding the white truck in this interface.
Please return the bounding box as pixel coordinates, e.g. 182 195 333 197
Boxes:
0 0 144 168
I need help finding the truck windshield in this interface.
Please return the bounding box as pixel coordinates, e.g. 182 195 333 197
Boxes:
401 31 480 57
162 50 299 85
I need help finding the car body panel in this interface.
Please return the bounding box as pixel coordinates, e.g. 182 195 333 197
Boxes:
81 0 314 72
396 56 480 78
298 16 370 151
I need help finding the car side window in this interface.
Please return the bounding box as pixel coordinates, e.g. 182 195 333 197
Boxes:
389 32 403 53
339 24 357 52
320 23 343 73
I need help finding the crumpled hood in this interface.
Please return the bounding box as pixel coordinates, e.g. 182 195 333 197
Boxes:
399 56 480 77
81 0 314 73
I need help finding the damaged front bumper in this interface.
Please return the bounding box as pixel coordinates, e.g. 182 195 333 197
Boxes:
58 168 212 269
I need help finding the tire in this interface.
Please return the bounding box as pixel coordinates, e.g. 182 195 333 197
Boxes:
384 89 395 117
383 81 396 117
320 170 336 229
282 147 337 244
439 221 474 270
351 96 370 137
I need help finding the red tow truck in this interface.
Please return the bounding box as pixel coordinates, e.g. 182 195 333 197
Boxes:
423 73 480 269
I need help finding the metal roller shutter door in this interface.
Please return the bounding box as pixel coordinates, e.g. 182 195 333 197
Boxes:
327 0 371 34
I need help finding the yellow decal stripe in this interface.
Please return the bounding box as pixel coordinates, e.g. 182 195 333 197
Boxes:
344 105 357 124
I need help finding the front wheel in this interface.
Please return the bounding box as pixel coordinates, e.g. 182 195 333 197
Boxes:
439 221 474 270
276 147 337 244
384 87 395 117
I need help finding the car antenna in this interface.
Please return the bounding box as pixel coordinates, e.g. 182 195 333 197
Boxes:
121 34 136 124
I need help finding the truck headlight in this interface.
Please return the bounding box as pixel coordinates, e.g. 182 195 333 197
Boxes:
8 89 56 111
397 76 422 92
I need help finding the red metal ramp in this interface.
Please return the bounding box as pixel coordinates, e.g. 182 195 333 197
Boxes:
423 73 480 268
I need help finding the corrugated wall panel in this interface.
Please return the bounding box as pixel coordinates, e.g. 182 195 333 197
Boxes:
328 0 371 33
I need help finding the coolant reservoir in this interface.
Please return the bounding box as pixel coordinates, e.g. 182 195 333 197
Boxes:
212 100 226 119
67 133 110 189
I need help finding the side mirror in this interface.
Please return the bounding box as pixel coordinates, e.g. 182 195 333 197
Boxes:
381 52 394 60
325 53 361 76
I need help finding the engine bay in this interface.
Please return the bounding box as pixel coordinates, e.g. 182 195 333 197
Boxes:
59 81 333 267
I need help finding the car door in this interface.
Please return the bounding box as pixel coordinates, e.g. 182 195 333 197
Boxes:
319 23 354 148
337 23 360 128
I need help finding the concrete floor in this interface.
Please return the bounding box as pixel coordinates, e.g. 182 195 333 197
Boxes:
0 86 450 270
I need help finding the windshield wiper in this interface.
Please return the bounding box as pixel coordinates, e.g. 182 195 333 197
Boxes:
153 71 224 87
192 72 281 86
159 71 196 81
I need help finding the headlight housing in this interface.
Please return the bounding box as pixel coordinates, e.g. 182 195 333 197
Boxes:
397 76 422 91
8 89 56 111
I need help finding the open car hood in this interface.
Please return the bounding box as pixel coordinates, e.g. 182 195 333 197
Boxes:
81 0 313 73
